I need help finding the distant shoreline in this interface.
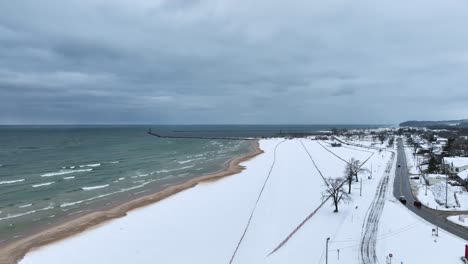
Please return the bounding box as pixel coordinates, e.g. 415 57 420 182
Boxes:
0 140 263 264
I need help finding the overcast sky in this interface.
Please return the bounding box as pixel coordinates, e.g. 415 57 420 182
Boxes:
1 0 468 125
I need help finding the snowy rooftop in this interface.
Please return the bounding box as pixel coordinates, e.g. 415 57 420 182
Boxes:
457 170 468 180
444 157 468 168
426 173 447 179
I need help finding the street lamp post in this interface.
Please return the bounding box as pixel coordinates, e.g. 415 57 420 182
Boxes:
326 237 330 264
446 172 449 208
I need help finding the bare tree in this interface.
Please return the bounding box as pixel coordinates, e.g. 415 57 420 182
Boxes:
323 178 351 213
344 158 369 193
378 132 386 144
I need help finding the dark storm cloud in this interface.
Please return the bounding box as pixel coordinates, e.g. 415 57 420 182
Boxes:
1 0 468 124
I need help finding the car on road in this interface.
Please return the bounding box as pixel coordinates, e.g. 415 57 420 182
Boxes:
399 196 407 204
414 201 422 208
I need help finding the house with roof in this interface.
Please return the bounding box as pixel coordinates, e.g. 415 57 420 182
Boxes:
458 170 468 186
444 157 468 175
435 137 448 146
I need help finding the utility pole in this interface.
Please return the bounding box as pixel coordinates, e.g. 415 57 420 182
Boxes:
444 159 448 208
326 237 330 264
445 173 449 208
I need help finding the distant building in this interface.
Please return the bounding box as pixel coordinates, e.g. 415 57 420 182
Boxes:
443 157 468 174
432 145 444 155
435 137 448 146
331 142 341 147
457 170 468 184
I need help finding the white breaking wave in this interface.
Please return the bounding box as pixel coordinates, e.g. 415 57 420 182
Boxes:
82 184 109 191
60 181 154 208
0 204 54 221
63 176 75 180
19 203 33 208
0 179 25 185
177 157 206 164
41 168 92 177
108 161 120 164
79 163 101 168
156 166 194 174
32 182 55 188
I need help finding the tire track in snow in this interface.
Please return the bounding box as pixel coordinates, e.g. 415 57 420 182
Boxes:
228 139 286 264
359 153 394 264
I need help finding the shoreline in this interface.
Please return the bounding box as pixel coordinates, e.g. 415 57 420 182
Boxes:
0 139 263 264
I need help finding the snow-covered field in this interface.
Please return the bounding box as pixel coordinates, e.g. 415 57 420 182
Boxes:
20 139 467 264
337 136 389 150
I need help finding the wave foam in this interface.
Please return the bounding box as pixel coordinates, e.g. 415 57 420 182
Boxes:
79 163 101 168
156 165 194 174
82 184 109 191
0 179 25 185
41 168 92 177
61 181 154 208
0 204 54 221
32 182 55 188
178 157 206 164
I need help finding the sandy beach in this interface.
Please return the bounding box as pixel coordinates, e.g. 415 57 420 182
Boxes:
0 140 262 264
7 138 468 264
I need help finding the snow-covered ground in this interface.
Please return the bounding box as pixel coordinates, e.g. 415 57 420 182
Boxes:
337 136 389 150
447 215 468 228
20 139 467 264
404 143 468 211
413 179 468 210
377 201 466 264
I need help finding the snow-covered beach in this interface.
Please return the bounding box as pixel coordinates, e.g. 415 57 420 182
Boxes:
16 139 468 264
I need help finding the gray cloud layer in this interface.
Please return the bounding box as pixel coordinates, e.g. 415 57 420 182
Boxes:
1 0 468 124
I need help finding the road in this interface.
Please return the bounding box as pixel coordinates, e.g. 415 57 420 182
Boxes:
394 138 468 240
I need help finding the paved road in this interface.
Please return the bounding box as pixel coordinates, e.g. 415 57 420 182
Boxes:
394 138 468 240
